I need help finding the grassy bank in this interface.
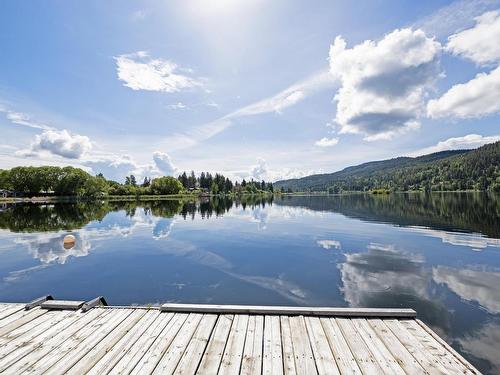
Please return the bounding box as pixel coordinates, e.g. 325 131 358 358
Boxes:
0 191 275 203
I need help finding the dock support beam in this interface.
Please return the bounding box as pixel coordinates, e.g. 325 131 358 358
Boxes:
82 296 108 312
25 295 53 310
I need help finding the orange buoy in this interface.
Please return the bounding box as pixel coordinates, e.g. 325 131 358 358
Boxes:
63 234 76 250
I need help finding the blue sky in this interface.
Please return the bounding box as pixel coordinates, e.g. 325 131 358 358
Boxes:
1 0 500 182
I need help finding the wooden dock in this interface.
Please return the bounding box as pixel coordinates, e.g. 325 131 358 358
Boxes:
0 300 480 374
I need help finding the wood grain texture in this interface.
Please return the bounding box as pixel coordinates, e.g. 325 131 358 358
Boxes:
0 302 479 374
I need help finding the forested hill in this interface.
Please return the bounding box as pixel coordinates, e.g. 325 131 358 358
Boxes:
273 141 500 192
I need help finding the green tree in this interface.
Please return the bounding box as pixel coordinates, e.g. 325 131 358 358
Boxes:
150 176 183 195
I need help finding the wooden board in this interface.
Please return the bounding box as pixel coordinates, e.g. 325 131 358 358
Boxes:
0 302 480 374
41 299 85 310
162 304 416 317
197 314 234 374
263 315 283 375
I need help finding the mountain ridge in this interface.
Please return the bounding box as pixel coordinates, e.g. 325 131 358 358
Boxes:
273 142 500 192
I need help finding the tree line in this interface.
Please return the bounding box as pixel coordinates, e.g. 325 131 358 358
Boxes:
0 195 275 232
275 141 500 193
176 171 274 194
0 166 275 197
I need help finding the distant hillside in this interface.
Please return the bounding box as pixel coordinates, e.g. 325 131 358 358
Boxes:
274 142 500 192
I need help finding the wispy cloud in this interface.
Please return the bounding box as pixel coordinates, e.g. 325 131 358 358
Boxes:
407 134 500 157
163 70 335 149
167 102 188 110
0 106 53 130
415 0 500 38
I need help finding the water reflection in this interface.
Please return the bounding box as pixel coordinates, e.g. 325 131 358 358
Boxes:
274 192 500 238
339 243 449 327
0 193 499 373
19 232 90 264
459 321 500 374
433 266 500 315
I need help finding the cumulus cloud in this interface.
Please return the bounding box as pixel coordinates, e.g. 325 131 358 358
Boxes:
315 137 339 147
85 152 178 182
428 11 500 119
250 158 268 180
153 151 177 176
329 28 441 141
237 157 318 183
427 66 500 118
19 129 92 159
115 51 202 92
85 155 141 182
446 10 500 65
408 134 500 156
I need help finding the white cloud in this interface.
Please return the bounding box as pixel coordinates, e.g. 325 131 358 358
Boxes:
167 102 187 110
85 152 178 182
408 134 500 156
329 28 441 141
19 129 92 159
317 240 341 249
85 156 138 182
446 10 500 65
115 51 202 92
428 11 500 119
249 158 267 180
153 151 177 176
427 65 500 118
232 157 319 183
315 137 339 147
0 106 53 130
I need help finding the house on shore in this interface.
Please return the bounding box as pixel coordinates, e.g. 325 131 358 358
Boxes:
0 189 22 198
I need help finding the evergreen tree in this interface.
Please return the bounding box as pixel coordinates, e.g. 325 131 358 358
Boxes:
178 172 188 188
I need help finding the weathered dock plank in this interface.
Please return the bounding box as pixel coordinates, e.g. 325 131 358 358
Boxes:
0 301 480 374
197 314 233 374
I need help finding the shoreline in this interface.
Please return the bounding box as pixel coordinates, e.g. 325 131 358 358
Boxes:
0 190 491 203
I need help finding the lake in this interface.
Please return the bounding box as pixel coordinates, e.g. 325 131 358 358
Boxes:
0 193 499 373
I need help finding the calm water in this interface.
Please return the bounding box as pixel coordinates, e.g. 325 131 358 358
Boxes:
0 193 499 373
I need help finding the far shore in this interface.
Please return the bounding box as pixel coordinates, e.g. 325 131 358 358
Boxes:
0 189 492 203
